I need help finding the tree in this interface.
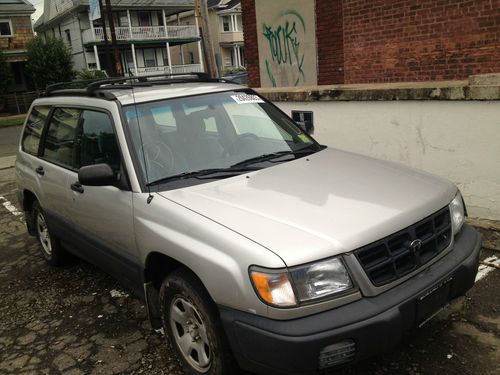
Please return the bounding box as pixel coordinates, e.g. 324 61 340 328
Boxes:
26 36 74 89
0 51 13 95
76 69 108 80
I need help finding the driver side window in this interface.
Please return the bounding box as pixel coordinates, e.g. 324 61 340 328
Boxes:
75 110 121 173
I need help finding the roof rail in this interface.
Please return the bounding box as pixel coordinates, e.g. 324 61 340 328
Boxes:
42 72 230 99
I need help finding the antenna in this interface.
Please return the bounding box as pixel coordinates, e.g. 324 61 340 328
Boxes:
129 72 154 204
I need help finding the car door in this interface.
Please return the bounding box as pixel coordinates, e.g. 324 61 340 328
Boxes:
35 107 81 239
68 109 141 293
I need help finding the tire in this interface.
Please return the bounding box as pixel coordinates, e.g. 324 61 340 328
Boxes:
32 201 65 266
159 269 238 375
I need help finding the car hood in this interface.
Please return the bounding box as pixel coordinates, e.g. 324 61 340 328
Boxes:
159 148 456 266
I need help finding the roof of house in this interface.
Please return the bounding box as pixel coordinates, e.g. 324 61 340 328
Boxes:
0 0 35 16
35 0 194 31
209 0 240 10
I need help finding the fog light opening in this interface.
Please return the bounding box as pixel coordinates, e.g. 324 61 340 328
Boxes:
318 340 356 369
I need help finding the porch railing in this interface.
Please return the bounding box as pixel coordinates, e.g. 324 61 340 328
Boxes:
129 64 203 76
83 25 199 44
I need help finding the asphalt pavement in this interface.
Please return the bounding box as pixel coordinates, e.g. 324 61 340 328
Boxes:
0 126 498 374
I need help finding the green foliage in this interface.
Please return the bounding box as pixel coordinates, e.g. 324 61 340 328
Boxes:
0 51 13 95
26 36 75 89
76 69 108 80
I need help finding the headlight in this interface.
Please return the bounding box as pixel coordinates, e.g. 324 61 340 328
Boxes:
450 191 465 234
250 257 354 307
290 257 353 302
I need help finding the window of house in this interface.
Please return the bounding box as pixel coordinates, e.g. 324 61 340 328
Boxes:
118 12 129 27
64 29 71 46
221 16 231 32
43 108 81 168
22 106 51 155
0 20 13 37
138 12 151 27
189 51 195 64
143 48 157 67
161 48 169 67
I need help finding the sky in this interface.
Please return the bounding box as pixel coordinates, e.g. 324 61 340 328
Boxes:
28 0 44 22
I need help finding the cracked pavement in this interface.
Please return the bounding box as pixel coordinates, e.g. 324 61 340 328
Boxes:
0 127 498 374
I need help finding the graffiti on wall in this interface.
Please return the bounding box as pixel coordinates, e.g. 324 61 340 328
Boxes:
262 10 306 87
256 0 317 88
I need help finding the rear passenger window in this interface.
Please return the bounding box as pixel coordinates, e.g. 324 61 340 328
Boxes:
43 108 81 168
75 110 120 172
22 106 50 155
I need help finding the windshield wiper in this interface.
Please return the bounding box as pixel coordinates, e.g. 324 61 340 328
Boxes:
231 147 317 168
147 167 258 186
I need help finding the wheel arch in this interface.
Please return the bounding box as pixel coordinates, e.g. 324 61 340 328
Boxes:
143 251 216 329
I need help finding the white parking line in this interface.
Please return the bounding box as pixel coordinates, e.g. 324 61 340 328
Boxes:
0 195 23 216
475 255 499 282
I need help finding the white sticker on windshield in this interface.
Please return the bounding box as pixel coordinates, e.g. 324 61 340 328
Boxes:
231 93 265 104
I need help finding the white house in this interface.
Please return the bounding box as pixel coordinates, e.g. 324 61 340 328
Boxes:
34 0 203 76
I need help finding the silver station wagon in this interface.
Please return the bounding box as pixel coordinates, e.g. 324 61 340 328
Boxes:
16 74 481 375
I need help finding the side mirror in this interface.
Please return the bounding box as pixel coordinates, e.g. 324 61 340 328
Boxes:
78 164 117 186
291 110 314 135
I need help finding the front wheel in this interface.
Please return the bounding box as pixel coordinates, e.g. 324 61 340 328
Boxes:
32 201 65 266
159 269 237 375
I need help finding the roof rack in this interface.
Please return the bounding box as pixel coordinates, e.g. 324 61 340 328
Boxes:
43 72 233 100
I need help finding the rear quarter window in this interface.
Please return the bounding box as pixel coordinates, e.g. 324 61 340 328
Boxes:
22 106 51 155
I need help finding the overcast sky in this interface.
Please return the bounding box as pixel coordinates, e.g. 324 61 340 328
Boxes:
28 0 44 23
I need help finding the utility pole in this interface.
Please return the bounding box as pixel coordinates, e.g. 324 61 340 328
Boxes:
104 0 123 76
194 0 218 78
98 0 114 76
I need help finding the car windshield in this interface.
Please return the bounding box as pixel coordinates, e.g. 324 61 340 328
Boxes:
122 90 320 186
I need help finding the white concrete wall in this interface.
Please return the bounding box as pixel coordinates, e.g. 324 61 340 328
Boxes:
276 101 500 220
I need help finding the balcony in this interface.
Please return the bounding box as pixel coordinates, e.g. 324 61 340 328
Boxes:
219 31 244 44
129 64 203 76
83 25 199 44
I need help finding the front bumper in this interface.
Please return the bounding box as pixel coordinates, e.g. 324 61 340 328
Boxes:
220 224 481 374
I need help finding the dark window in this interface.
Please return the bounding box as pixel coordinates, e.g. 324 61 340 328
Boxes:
189 51 195 64
64 29 71 46
43 108 81 168
22 106 51 155
0 21 12 36
222 16 230 32
143 48 156 67
75 110 120 172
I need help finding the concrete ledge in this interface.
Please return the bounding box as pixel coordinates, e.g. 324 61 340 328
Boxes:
0 156 16 170
257 74 500 102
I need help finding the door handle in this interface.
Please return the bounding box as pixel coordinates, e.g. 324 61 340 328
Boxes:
35 166 44 176
70 182 84 194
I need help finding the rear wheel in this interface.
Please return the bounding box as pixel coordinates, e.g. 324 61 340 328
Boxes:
159 269 237 375
32 201 65 266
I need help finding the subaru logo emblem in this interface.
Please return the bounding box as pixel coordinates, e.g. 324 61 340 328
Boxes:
410 239 422 252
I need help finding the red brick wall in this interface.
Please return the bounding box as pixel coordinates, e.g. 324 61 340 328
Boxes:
316 0 345 84
242 0 500 86
241 0 260 87
342 0 500 83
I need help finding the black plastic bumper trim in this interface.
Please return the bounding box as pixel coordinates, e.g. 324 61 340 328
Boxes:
220 224 481 375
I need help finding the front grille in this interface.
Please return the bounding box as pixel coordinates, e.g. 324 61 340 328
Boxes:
354 206 452 287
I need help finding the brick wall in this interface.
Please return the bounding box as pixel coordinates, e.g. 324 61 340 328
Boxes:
316 0 345 84
342 0 500 83
241 0 260 87
242 0 499 86
0 16 34 53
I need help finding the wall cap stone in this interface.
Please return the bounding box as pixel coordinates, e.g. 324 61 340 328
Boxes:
256 74 500 102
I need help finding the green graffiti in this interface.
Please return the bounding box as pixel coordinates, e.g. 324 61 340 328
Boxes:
262 10 306 87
